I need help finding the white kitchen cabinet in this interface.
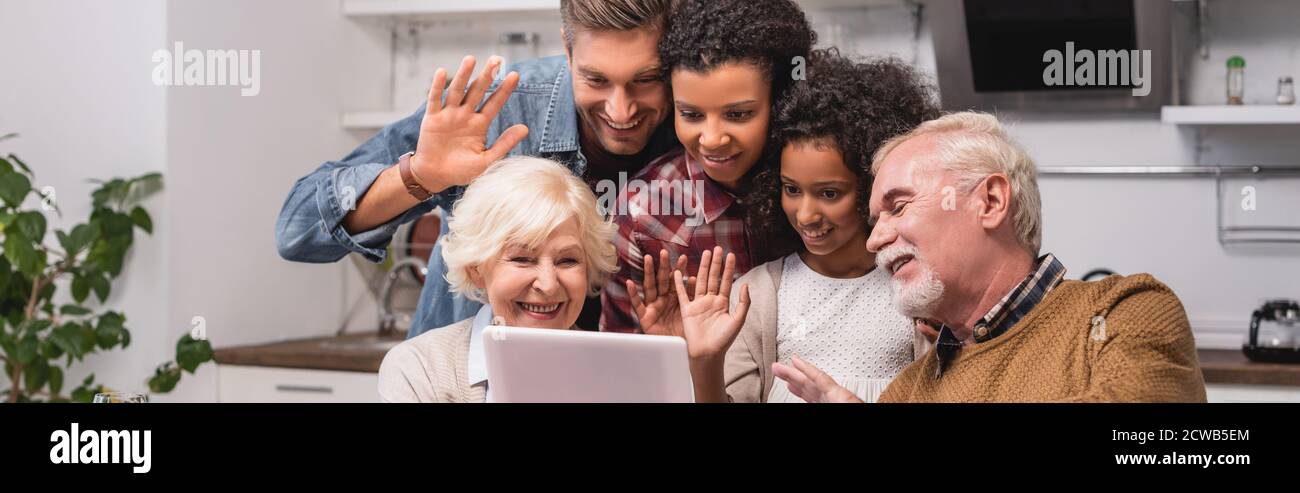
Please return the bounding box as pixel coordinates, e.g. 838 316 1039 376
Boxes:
217 365 380 403
1205 383 1300 403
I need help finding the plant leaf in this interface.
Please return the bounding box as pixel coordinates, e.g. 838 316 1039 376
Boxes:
59 304 92 316
3 231 41 279
10 211 46 242
148 362 182 393
37 279 55 303
23 319 52 337
56 229 71 251
85 234 130 277
40 338 63 359
95 311 127 349
49 322 85 359
176 333 214 373
129 206 153 234
33 249 47 279
90 272 111 303
70 222 100 254
0 256 9 295
91 188 110 209
90 179 128 209
56 224 99 257
0 169 31 207
71 373 100 403
70 273 90 303
133 172 162 184
48 365 64 395
23 359 48 392
101 210 133 237
0 333 14 363
78 324 97 359
16 335 38 365
7 153 32 176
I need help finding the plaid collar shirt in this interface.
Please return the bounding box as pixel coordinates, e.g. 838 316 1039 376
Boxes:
933 253 1067 376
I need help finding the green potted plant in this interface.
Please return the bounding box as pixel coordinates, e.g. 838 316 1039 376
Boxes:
0 133 213 402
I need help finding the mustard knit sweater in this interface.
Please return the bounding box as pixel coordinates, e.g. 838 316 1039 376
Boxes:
879 274 1207 403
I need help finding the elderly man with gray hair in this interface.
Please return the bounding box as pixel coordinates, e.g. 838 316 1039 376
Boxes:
773 112 1207 403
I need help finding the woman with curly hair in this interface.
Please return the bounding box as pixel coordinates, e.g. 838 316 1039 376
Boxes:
601 0 815 335
675 51 944 403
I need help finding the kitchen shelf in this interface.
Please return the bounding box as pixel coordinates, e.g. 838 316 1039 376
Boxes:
1039 164 1300 245
1161 105 1300 125
341 0 913 17
342 111 410 130
339 0 919 129
1038 165 1300 177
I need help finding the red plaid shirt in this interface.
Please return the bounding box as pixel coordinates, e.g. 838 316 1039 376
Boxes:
600 148 756 333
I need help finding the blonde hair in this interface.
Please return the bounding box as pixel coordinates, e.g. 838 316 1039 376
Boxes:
441 156 619 303
872 111 1043 255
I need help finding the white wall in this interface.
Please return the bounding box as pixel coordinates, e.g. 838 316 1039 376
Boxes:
782 3 1300 347
0 0 168 395
389 10 567 111
1 0 393 402
162 0 390 401
1004 0 1300 349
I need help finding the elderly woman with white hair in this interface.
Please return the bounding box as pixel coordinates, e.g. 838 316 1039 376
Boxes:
378 156 618 403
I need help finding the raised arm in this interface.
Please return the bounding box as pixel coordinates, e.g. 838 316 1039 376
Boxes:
275 55 528 263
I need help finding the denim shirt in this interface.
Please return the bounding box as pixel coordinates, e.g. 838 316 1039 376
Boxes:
274 56 586 338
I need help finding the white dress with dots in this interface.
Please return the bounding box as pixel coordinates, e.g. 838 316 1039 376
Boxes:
769 253 916 403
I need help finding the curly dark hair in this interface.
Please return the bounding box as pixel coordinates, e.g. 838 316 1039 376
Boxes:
746 49 942 263
658 0 816 102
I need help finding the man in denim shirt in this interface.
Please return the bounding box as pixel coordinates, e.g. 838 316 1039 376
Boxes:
275 0 678 337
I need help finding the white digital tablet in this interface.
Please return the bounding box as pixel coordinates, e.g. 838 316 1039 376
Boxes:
483 326 694 403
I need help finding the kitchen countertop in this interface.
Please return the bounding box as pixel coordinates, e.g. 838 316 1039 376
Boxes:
216 336 1300 386
214 332 405 373
1197 349 1300 387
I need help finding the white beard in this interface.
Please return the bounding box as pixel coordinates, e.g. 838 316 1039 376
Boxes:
893 262 944 318
878 244 945 319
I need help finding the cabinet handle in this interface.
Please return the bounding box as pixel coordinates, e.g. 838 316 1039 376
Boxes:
274 384 333 394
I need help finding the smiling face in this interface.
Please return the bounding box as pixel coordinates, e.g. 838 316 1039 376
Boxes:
567 27 671 156
471 219 589 330
670 62 770 191
779 140 872 276
865 135 977 318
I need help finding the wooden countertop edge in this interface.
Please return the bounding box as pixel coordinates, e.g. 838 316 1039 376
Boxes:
212 332 403 374
213 348 381 373
1197 349 1300 387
